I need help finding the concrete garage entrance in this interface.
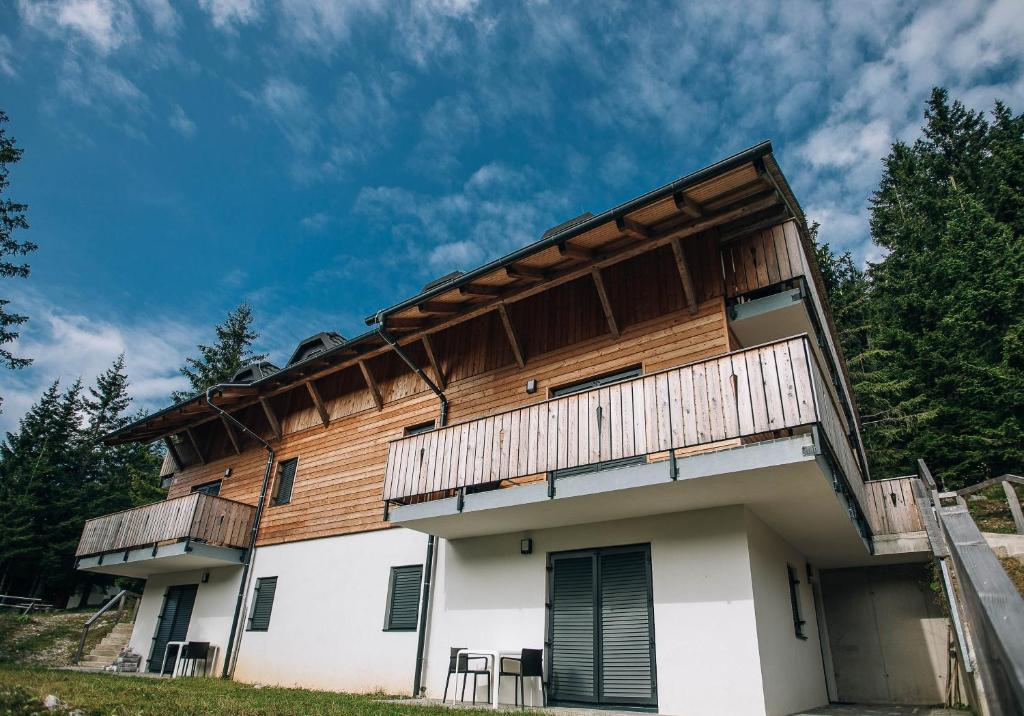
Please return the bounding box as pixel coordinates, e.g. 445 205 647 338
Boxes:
820 563 954 706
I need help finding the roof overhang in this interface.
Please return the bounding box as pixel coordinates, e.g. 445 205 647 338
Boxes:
107 141 824 446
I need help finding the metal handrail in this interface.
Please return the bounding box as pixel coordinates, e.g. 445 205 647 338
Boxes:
74 589 141 665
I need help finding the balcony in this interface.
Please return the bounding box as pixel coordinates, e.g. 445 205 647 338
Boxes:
384 335 873 564
75 493 256 578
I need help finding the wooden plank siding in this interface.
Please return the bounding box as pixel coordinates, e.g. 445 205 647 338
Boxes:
75 493 255 557
721 220 806 297
863 477 924 535
122 220 867 548
383 335 850 502
161 237 731 546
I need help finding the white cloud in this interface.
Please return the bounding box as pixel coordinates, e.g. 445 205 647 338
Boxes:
0 36 16 77
136 0 179 34
300 212 330 231
408 93 481 174
168 104 196 137
355 162 572 274
198 0 263 30
18 0 138 54
0 290 195 436
247 71 407 181
56 54 147 111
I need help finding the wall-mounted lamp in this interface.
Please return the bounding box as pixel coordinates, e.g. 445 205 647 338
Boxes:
526 379 537 394
201 571 210 583
224 467 232 478
520 538 533 555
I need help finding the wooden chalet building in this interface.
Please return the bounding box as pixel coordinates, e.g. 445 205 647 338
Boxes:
76 142 949 715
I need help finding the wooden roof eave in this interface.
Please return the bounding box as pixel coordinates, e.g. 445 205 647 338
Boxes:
379 187 786 345
108 146 790 447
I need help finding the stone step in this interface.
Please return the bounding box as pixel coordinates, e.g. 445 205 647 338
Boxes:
89 648 124 657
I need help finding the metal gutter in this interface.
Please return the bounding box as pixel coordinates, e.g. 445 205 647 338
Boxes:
203 383 276 679
364 140 775 326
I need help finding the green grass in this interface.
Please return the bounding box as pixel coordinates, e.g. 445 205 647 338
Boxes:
0 666 514 716
0 612 117 667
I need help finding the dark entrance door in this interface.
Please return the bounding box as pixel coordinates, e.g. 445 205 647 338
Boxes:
148 584 198 673
547 545 657 707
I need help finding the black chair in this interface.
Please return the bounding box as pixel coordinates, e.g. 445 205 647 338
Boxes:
499 648 545 707
179 641 211 677
442 647 491 705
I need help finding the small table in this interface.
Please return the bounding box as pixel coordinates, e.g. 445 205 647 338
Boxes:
457 648 522 709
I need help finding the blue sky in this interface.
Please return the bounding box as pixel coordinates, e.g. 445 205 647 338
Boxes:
1 0 1022 433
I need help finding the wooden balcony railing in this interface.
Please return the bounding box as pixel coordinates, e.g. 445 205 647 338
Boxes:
383 335 867 511
75 493 256 557
863 476 924 535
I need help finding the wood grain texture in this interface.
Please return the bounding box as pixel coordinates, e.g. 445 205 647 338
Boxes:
164 295 730 546
76 493 255 556
384 336 827 500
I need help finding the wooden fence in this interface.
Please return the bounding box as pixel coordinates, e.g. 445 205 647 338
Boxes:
721 220 806 298
864 476 924 535
76 492 255 557
384 334 865 504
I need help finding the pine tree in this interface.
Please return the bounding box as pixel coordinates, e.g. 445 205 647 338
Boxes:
851 88 1024 486
171 302 266 402
0 380 89 598
0 110 37 406
83 355 163 517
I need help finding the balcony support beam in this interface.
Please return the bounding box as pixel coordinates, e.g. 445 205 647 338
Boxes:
421 335 446 390
590 267 620 338
498 304 526 368
359 360 384 411
259 397 282 440
163 437 183 471
221 416 242 455
305 380 331 428
185 428 206 465
669 236 699 314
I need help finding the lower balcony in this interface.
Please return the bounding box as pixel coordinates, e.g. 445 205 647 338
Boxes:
75 493 255 578
383 335 876 566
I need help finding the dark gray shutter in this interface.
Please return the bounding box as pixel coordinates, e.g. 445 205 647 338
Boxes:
248 577 277 631
549 554 597 703
385 565 423 631
599 549 656 704
148 584 197 673
274 459 297 505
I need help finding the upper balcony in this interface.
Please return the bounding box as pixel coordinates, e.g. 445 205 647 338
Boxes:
384 335 873 565
75 492 256 577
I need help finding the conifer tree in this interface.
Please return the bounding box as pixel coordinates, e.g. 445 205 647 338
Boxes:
829 88 1024 487
171 302 266 402
0 110 37 407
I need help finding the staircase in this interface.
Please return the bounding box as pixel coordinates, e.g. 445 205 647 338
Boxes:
79 621 134 669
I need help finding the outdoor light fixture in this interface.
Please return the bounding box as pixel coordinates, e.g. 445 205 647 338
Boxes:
224 467 232 477
520 538 533 555
201 571 210 583
526 379 537 394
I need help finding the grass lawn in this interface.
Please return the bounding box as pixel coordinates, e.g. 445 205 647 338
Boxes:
0 665 509 716
966 482 1024 533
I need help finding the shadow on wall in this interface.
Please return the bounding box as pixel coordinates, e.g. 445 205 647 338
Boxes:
820 563 956 705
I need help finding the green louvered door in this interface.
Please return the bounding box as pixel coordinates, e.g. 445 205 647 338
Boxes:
148 584 198 673
548 545 657 707
549 553 598 703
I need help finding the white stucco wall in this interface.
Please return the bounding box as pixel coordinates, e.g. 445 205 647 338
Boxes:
422 506 769 716
745 511 829 716
129 565 242 674
231 527 428 693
